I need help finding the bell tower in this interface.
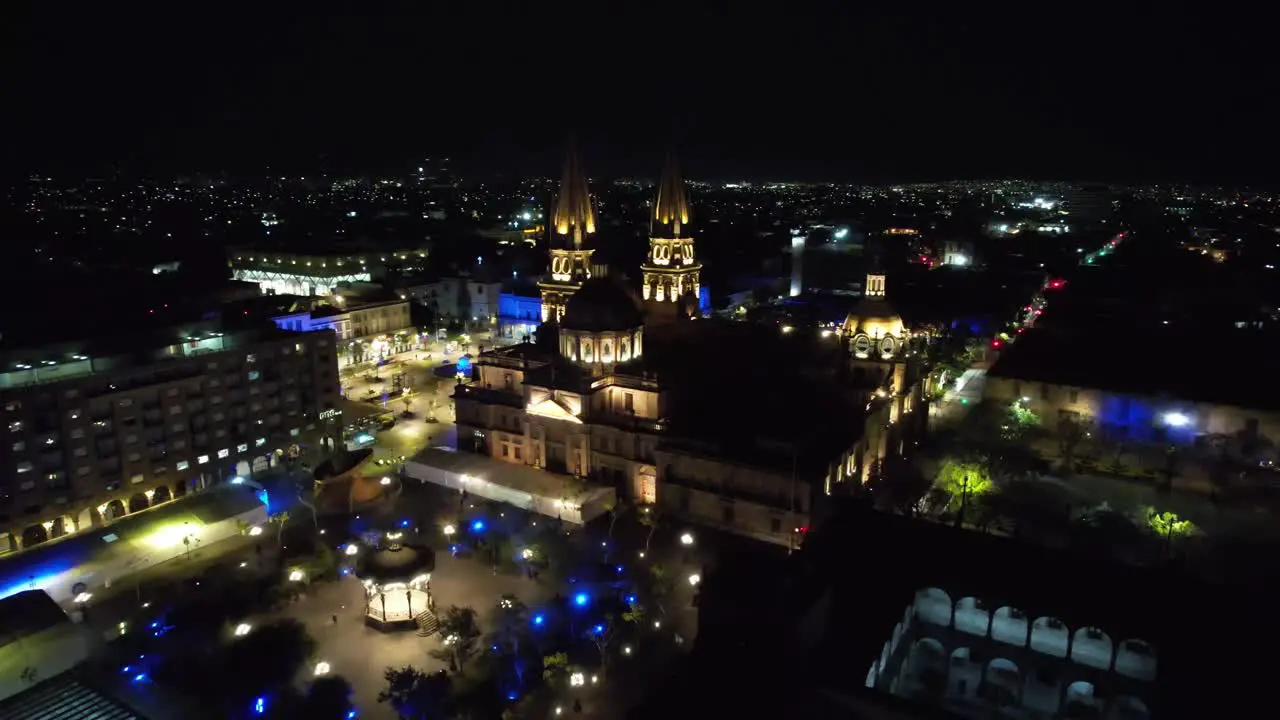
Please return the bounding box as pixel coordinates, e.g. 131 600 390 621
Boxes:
539 144 598 323
641 154 702 319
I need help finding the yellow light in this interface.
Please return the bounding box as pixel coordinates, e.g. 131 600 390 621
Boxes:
144 523 199 550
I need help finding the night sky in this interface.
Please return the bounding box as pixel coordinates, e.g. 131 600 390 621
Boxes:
4 5 1272 182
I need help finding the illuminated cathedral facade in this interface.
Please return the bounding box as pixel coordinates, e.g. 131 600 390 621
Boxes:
457 146 926 547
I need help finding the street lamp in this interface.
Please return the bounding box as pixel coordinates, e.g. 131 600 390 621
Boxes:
688 573 701 587
442 524 456 537
679 532 695 547
234 623 253 636
288 569 306 582
313 661 331 677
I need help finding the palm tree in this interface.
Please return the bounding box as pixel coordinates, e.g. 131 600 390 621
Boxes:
271 511 290 546
638 505 662 554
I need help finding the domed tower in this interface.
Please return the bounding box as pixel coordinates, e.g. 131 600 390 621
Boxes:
641 154 701 321
558 274 646 372
539 143 598 323
843 268 906 360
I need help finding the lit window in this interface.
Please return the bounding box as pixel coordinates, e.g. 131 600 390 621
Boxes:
16 461 34 473
236 443 248 453
8 421 22 432
289 428 300 437
130 474 144 484
197 454 209 465
11 441 23 452
248 370 261 381
119 398 133 408
254 437 266 447
176 460 190 471
246 354 257 363
217 448 230 459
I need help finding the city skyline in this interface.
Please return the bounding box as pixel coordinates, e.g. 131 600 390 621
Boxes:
5 6 1274 183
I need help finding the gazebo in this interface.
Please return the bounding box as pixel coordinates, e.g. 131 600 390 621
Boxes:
353 529 436 631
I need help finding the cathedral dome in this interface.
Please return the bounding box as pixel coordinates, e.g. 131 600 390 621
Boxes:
562 277 645 332
843 295 904 339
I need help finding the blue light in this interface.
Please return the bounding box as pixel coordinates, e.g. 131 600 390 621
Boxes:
257 488 270 511
591 624 604 635
573 592 589 608
150 621 159 629
471 519 486 532
231 476 245 484
133 673 148 683
400 519 410 528
626 594 637 605
615 565 623 574
507 692 518 701
122 666 131 673
254 697 266 715
532 613 545 626
347 712 357 719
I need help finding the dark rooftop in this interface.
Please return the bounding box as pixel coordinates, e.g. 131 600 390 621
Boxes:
987 326 1280 410
0 675 147 720
0 590 70 645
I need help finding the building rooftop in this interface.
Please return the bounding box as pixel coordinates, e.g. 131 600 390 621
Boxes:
987 326 1280 410
0 590 71 647
0 675 147 720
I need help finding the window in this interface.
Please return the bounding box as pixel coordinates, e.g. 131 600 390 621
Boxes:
255 437 266 447
11 441 24 452
721 505 735 524
166 387 180 397
70 428 84 439
1069 389 1079 404
176 460 190 471
502 445 509 458
770 517 782 533
236 443 248 453
119 398 133 408
73 447 88 457
126 452 141 462
130 473 144 485
169 405 183 415
172 439 186 449
217 448 230 459
248 370 261 381
1040 383 1050 400
169 422 184 433
295 342 305 353
207 361 219 370
8 421 22 432
76 467 90 477
212 412 226 422
197 454 209 464
16 461 34 473
514 447 522 461
69 410 81 420
289 428 300 437
246 353 257 363
4 401 20 411
125 433 138 444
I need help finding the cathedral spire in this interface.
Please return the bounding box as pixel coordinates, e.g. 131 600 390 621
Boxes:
652 153 691 238
551 142 597 248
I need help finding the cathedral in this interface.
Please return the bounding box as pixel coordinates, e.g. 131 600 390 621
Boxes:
454 147 929 547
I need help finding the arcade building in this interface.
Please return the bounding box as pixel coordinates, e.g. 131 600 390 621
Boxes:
453 148 930 547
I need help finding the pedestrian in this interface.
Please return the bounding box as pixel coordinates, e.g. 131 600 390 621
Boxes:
332 613 338 624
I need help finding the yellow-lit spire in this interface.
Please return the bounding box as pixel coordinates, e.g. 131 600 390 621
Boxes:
652 153 691 237
551 143 597 247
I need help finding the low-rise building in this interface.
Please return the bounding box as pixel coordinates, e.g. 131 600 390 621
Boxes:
983 328 1280 464
228 247 428 296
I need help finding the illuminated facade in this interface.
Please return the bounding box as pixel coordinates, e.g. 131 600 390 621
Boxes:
641 156 702 319
538 146 598 323
455 155 893 547
0 323 340 555
841 269 930 483
229 249 428 296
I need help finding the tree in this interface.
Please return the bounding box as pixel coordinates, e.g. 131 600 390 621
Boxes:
429 605 481 673
541 652 571 685
402 393 413 415
271 511 291 546
588 615 619 677
1005 401 1042 441
211 619 315 709
291 675 355 720
935 460 993 525
1142 506 1200 551
605 499 629 547
638 504 662 554
490 597 531 686
1057 415 1086 472
867 455 933 516
1071 502 1150 559
379 666 454 720
644 564 675 619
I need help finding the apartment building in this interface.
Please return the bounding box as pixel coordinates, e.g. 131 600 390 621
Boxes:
0 321 340 554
